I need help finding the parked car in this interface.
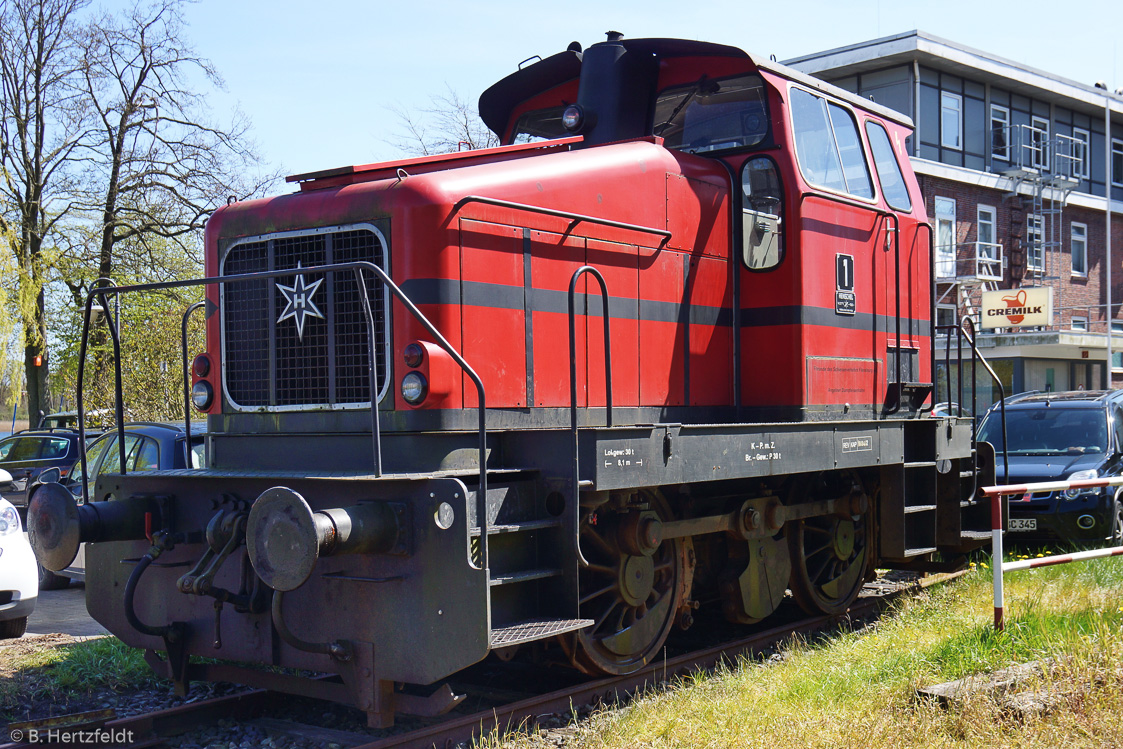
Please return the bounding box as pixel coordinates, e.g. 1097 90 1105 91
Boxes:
37 422 206 590
0 468 37 639
930 402 963 418
0 429 92 513
36 409 109 430
977 390 1123 546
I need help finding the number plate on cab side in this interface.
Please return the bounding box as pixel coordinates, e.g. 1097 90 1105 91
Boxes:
1009 518 1037 531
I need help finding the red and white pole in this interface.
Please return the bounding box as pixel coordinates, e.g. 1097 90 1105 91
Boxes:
991 491 1005 631
983 476 1123 631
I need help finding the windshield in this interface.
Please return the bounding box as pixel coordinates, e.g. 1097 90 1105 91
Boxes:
653 74 768 154
979 406 1108 455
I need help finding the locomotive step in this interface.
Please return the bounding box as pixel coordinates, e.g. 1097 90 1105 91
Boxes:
489 618 594 649
485 518 563 535
489 568 563 586
903 504 938 514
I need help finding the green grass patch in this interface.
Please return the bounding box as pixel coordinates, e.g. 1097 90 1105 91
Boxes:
503 556 1123 749
0 637 160 720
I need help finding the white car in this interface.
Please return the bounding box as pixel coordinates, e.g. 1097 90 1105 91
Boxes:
0 468 37 639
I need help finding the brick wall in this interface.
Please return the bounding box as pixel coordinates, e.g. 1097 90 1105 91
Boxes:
918 174 1123 333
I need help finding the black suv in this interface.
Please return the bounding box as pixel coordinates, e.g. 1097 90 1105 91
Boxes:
0 429 91 513
978 390 1123 546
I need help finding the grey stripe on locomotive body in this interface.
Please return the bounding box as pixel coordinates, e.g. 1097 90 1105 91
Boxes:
399 277 931 335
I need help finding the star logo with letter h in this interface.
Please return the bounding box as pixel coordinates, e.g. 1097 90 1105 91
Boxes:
276 263 325 341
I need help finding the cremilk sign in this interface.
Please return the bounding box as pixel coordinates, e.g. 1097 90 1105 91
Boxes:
980 287 1053 329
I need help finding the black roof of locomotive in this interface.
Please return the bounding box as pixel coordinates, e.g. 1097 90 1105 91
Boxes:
478 35 913 142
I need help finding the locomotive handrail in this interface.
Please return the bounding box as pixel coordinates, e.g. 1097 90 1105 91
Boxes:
453 195 672 246
921 221 936 415
956 316 1009 484
569 266 614 567
181 300 206 469
75 263 492 572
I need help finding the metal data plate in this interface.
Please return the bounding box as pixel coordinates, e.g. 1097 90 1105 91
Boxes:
585 422 907 491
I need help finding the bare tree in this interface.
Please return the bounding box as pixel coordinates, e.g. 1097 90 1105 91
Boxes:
0 0 89 425
387 85 499 156
68 0 273 300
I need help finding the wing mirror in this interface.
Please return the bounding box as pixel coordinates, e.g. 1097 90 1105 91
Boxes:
37 467 62 484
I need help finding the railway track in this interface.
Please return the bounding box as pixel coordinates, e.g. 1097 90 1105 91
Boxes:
1 572 963 749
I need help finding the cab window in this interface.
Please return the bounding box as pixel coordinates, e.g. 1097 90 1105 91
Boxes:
654 74 768 154
865 121 913 211
512 107 568 144
740 156 784 270
790 88 874 199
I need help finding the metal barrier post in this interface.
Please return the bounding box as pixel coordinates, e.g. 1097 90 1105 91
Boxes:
985 475 1123 631
991 491 1006 631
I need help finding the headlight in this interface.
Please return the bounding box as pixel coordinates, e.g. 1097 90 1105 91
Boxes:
191 380 214 411
403 343 425 369
0 499 20 536
192 354 211 377
401 372 428 405
562 104 587 132
1064 469 1099 500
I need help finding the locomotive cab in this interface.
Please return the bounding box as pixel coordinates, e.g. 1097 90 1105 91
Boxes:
28 33 992 729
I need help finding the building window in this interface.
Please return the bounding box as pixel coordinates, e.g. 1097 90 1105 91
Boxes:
935 197 957 278
1072 128 1090 179
1027 213 1044 272
977 205 1000 280
936 304 958 330
990 104 1009 160
1030 116 1049 170
1071 316 1088 331
1113 139 1123 187
1071 222 1088 277
1113 322 1123 369
941 93 963 150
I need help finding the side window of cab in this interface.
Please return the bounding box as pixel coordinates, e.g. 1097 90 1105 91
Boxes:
740 156 784 270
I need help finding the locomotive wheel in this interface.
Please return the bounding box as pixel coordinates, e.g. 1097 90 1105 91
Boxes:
573 493 684 675
787 481 872 616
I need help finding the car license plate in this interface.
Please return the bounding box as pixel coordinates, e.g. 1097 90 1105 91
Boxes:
1009 518 1036 531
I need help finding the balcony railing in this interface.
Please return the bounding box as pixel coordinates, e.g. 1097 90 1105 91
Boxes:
995 124 1085 182
936 241 1004 282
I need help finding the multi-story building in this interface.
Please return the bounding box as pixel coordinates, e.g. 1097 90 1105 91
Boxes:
787 31 1123 412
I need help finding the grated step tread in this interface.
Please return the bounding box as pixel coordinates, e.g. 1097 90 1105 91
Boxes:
490 618 593 648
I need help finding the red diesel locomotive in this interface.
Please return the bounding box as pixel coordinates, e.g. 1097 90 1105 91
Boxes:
30 33 992 726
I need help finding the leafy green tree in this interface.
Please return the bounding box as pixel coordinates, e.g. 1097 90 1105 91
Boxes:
0 0 90 425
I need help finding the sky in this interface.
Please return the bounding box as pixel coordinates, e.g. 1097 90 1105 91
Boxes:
133 0 1123 183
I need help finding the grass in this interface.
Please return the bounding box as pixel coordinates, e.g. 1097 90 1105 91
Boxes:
497 552 1123 748
0 637 160 721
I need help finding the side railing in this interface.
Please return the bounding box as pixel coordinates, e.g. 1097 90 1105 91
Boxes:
568 266 614 566
76 261 492 570
937 316 1010 485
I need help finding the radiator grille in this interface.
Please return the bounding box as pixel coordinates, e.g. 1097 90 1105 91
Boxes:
221 225 389 410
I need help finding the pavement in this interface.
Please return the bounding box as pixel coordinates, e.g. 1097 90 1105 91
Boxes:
24 583 110 638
